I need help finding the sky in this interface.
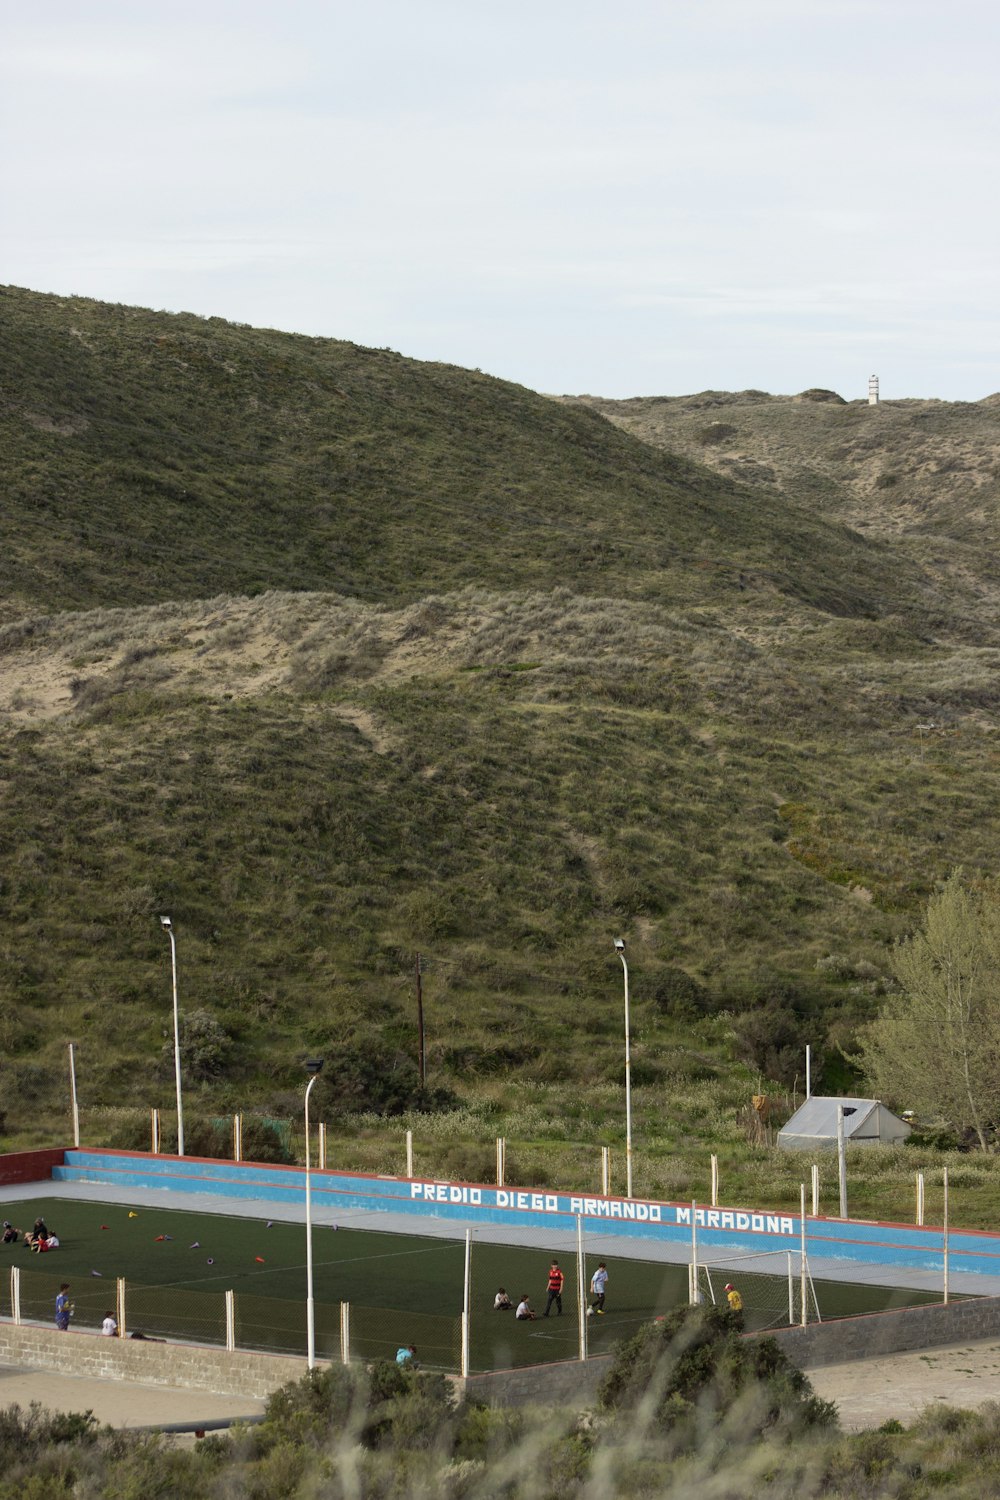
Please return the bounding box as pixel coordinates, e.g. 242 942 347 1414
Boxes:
2 0 998 401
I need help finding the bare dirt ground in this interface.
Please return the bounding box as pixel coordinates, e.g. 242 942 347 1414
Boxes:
0 1361 265 1431
807 1336 1000 1430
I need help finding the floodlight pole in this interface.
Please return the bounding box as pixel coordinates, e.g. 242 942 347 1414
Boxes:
160 917 185 1157
305 1062 324 1368
615 940 633 1199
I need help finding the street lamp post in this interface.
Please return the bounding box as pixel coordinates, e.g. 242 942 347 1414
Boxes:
304 1059 324 1369
159 917 185 1157
614 938 633 1198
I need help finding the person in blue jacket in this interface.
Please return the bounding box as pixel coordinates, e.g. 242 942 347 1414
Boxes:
55 1284 73 1331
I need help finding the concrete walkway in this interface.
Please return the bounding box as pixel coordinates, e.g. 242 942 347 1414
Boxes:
808 1335 1000 1430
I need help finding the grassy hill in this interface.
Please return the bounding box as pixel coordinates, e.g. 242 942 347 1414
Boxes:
5 287 1000 1204
560 388 1000 622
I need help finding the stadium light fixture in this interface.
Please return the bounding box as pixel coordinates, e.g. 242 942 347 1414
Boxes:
305 1058 325 1368
159 916 184 1157
614 939 632 1198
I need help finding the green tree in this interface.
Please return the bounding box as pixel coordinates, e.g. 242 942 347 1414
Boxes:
859 871 1000 1151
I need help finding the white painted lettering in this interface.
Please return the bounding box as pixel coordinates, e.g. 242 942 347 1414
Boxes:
610 1201 622 1218
676 1206 691 1224
545 1195 558 1212
650 1206 661 1223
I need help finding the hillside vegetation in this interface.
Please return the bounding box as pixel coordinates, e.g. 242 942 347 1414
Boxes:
561 388 1000 620
4 287 1000 1203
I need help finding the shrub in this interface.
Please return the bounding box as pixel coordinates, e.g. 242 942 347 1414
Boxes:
311 1044 457 1118
599 1304 836 1443
733 1005 814 1088
161 1008 233 1080
648 967 710 1019
693 423 737 446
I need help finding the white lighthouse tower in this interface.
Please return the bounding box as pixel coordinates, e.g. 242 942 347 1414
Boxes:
868 374 880 406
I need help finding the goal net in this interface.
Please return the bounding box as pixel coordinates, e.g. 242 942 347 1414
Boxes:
689 1250 821 1331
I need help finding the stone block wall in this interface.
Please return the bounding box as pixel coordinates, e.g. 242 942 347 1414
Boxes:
0 1323 307 1401
766 1295 1000 1369
461 1353 613 1408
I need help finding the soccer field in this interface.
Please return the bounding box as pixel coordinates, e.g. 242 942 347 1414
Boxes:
1 1196 961 1372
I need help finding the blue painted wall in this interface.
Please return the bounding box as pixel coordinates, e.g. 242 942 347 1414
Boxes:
52 1150 999 1278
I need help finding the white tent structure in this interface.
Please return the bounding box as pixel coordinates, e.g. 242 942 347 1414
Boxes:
778 1096 911 1151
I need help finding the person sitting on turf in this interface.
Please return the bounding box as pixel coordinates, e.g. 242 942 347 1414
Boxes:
494 1286 513 1310
2 1222 19 1244
101 1311 118 1337
516 1294 536 1321
33 1231 59 1253
24 1218 48 1249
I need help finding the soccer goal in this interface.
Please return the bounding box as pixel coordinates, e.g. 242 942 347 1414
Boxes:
689 1250 822 1330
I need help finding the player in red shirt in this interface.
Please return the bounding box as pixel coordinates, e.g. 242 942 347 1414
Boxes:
544 1259 565 1317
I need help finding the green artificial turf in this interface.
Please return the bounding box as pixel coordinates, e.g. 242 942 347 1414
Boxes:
1 1197 962 1371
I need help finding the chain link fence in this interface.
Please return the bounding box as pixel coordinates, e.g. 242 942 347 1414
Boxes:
10 1265 463 1370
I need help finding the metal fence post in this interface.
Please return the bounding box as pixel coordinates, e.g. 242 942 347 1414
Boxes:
225 1290 236 1351
340 1301 350 1365
11 1267 20 1326
319 1123 327 1172
800 1184 808 1327
461 1229 471 1377
710 1155 718 1207
576 1215 586 1360
151 1108 160 1154
116 1277 126 1340
601 1147 610 1196
943 1167 950 1304
406 1130 413 1179
689 1200 699 1303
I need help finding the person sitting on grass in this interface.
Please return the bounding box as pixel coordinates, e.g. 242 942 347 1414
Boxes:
494 1287 513 1310
24 1218 48 1249
516 1294 536 1321
33 1231 59 1253
1 1223 19 1244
